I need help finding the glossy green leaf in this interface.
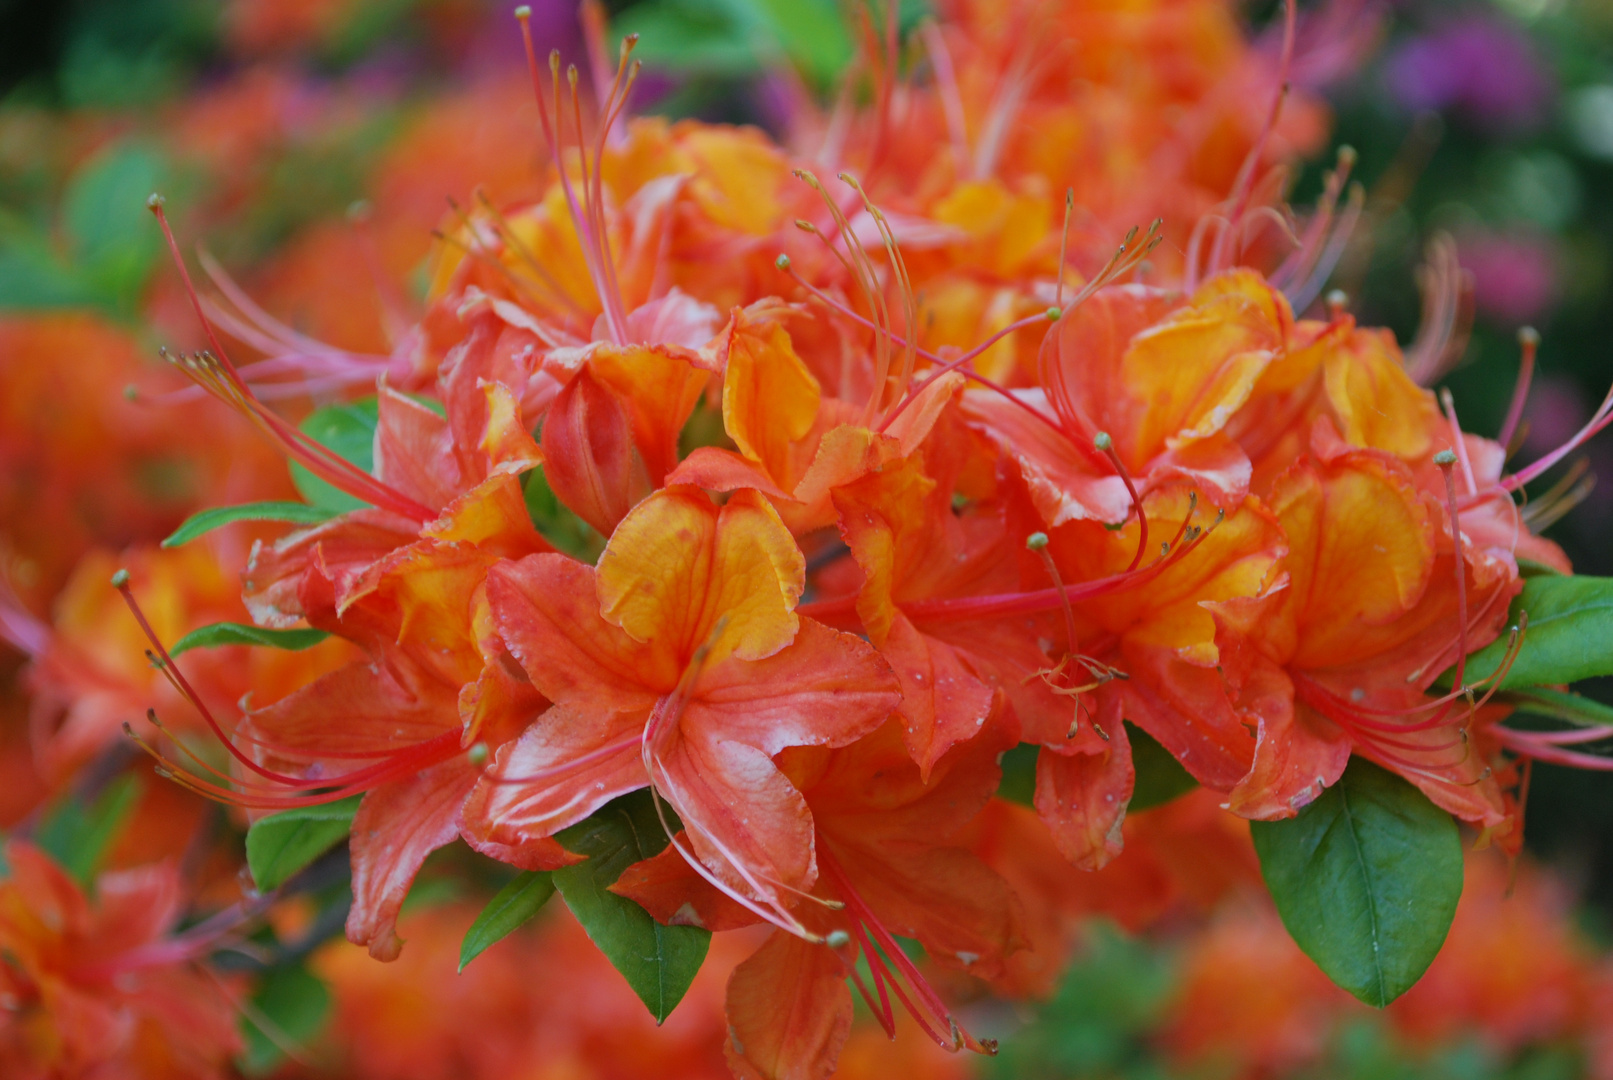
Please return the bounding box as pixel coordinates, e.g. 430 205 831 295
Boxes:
1128 725 1198 811
163 501 337 547
64 142 167 307
1250 758 1462 1007
997 743 1037 807
1502 686 1613 728
994 725 1197 812
169 621 330 657
36 776 140 884
246 796 361 892
553 791 709 1023
0 245 96 310
617 0 852 86
1460 575 1613 690
290 398 379 512
459 871 556 972
238 962 331 1076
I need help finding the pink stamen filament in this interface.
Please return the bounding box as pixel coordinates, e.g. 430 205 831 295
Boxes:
803 503 1207 625
1437 455 1471 694
819 843 994 1055
148 205 433 522
780 261 1066 435
1206 0 1296 273
878 310 1056 432
114 577 457 804
1438 390 1479 496
1498 328 1539 451
515 9 630 344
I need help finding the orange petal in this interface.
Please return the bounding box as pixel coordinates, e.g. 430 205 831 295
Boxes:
725 931 852 1080
880 614 996 780
610 840 761 932
1123 279 1284 464
598 486 803 664
539 367 650 537
590 343 713 483
347 760 476 961
1035 705 1134 870
1223 661 1350 820
1323 328 1439 459
1270 451 1436 671
719 306 822 489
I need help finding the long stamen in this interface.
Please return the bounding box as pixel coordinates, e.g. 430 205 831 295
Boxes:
878 307 1058 433
1498 326 1539 453
841 172 918 412
1056 188 1074 307
1095 433 1149 571
819 844 996 1055
803 501 1216 625
1435 450 1472 695
1438 389 1478 495
1207 0 1295 272
148 201 432 521
114 571 459 801
515 8 629 344
778 255 1068 435
918 22 969 168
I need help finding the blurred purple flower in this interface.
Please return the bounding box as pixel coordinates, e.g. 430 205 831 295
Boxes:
1521 375 1591 460
1459 229 1560 325
1385 16 1553 130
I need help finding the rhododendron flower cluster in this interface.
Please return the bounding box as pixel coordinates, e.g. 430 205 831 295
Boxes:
7 1 1613 1078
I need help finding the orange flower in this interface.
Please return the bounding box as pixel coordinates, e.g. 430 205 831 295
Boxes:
1213 429 1516 827
463 485 900 936
0 842 241 1080
619 720 1019 1077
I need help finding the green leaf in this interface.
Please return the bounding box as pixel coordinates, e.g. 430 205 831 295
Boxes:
246 796 362 892
36 776 141 884
290 398 378 512
0 244 97 310
459 871 556 971
1502 686 1613 728
163 501 338 547
993 725 1196 812
63 142 167 308
1129 725 1198 811
238 962 331 1076
553 790 709 1023
1250 758 1462 1007
1459 575 1613 689
997 743 1037 806
523 466 604 561
169 621 330 658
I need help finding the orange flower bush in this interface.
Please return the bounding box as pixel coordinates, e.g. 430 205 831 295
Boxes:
9 1 1613 1077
